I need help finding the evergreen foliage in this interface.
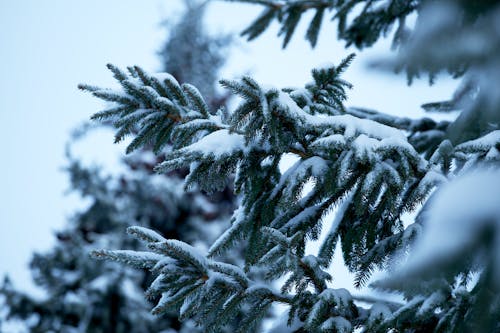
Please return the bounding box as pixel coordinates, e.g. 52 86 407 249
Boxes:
39 0 500 332
81 49 500 333
234 0 417 49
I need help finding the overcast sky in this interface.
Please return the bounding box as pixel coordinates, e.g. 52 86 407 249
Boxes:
0 0 457 297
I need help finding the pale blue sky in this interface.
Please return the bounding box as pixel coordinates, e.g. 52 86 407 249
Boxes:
0 0 457 295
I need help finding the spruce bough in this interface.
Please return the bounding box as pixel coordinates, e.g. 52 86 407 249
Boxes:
82 0 500 332
81 59 499 331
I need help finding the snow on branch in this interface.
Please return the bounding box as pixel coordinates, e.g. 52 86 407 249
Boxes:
81 53 500 331
92 227 291 332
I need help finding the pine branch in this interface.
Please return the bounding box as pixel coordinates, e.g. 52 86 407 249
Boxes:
81 53 500 331
229 0 418 48
91 227 293 332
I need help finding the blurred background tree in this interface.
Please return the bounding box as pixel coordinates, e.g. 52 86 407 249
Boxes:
0 1 243 332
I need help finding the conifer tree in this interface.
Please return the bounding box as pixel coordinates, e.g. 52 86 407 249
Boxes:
159 0 231 110
0 2 239 332
79 0 499 332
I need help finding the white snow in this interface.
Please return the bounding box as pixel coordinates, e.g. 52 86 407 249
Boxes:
306 289 353 330
311 134 346 148
402 169 500 285
456 130 500 152
320 316 352 332
273 156 328 199
319 288 352 307
127 226 166 243
387 296 425 321
368 303 392 322
260 156 274 167
181 129 245 157
109 250 164 262
274 90 407 141
353 134 380 161
419 168 447 188
418 290 445 314
162 240 208 271
311 114 407 141
151 72 178 83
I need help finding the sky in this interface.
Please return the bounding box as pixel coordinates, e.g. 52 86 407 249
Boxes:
0 0 458 303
